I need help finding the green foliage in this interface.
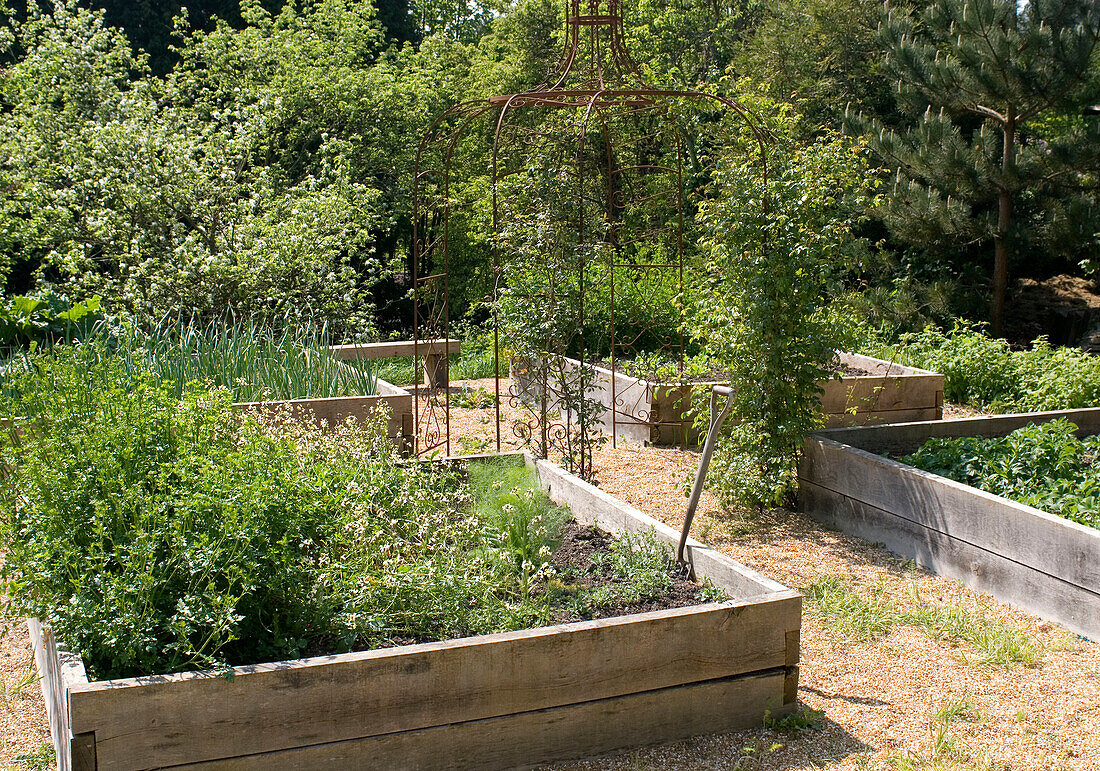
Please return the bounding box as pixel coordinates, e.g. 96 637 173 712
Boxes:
2 319 378 404
904 419 1100 529
732 0 895 129
1 349 419 678
851 0 1100 330
0 349 715 680
867 322 1100 411
0 0 474 333
804 574 1043 667
9 743 54 771
0 291 102 352
117 319 378 401
696 96 872 507
584 530 677 609
468 460 570 591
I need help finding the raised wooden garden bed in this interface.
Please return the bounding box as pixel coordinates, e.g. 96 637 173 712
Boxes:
513 352 944 445
798 409 1100 639
31 455 800 771
329 338 461 388
232 376 413 448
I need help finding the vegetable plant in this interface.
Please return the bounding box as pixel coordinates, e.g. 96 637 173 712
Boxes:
0 347 718 681
864 322 1100 411
903 419 1100 529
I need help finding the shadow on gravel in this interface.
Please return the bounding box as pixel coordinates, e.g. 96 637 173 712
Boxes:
543 701 874 770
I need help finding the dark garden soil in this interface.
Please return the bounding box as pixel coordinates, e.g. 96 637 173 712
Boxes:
1008 273 1100 349
545 521 707 623
311 519 715 655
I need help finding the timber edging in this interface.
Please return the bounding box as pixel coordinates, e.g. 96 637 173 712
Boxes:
512 352 944 446
798 409 1100 639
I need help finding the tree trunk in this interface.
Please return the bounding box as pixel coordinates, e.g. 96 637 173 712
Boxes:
992 109 1016 338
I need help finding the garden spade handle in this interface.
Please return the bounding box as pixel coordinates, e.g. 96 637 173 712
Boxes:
676 385 735 576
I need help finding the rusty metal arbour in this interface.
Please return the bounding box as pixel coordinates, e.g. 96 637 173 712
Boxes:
412 0 769 468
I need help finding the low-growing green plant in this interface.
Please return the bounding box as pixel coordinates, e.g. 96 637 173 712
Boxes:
803 575 897 642
10 743 54 771
1 350 718 680
764 705 825 732
888 695 1006 771
865 322 1100 411
451 385 495 409
468 460 570 593
804 575 1043 667
903 419 1100 529
585 529 677 609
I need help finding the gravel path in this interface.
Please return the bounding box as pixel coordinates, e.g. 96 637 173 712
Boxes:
2 381 1096 770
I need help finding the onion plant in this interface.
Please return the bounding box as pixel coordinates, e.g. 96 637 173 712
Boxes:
108 319 378 402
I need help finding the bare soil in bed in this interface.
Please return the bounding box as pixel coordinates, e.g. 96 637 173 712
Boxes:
546 521 704 623
3 380 1097 771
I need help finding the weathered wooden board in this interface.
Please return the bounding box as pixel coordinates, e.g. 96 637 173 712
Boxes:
69 595 797 771
172 670 790 771
800 438 1099 589
327 339 461 360
233 389 413 441
818 407 1100 457
799 412 1100 639
800 481 1100 639
513 353 944 446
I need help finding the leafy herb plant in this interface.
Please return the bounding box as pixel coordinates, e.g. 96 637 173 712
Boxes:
0 349 721 681
903 419 1100 529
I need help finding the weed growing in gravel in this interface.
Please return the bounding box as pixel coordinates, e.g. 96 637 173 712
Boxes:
888 694 1007 771
804 576 1043 667
803 576 897 642
764 706 825 732
450 385 495 409
10 744 53 771
905 596 1042 668
0 656 38 702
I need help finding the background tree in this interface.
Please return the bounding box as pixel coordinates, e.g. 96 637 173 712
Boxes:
731 0 898 131
851 0 1100 336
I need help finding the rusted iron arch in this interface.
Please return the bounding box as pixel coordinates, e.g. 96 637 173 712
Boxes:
411 99 497 456
411 0 775 462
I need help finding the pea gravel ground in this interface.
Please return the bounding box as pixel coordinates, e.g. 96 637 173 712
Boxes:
2 380 1097 770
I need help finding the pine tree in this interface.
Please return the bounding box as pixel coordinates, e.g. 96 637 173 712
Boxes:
851 0 1100 335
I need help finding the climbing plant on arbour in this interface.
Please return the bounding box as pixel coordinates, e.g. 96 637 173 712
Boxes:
696 95 873 508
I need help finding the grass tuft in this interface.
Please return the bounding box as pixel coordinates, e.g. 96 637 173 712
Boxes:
804 575 1044 668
